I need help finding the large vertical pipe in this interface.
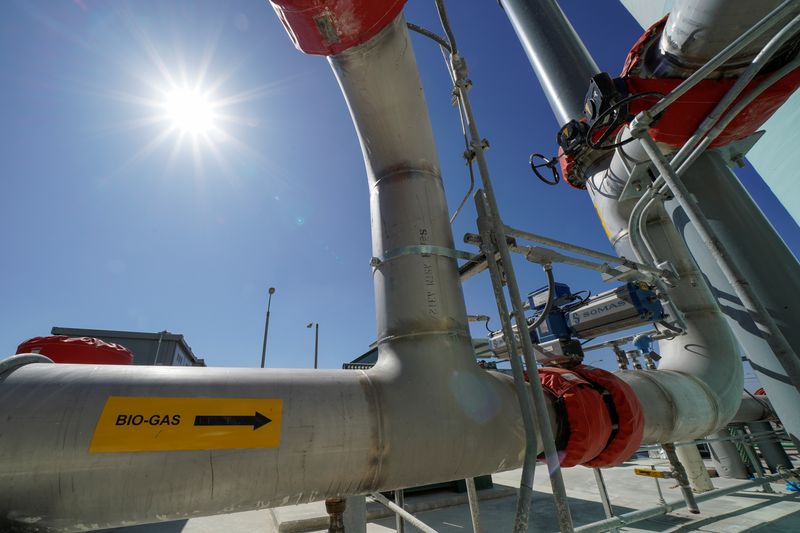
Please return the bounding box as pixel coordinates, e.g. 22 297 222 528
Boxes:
499 0 600 125
662 151 800 441
0 12 530 532
498 0 744 440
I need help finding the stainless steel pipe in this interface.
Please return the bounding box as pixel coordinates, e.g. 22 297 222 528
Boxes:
0 17 527 532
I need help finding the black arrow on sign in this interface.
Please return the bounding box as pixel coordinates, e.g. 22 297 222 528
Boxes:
193 412 271 430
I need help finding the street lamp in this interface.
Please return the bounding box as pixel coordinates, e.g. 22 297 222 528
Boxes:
260 287 276 368
306 322 319 369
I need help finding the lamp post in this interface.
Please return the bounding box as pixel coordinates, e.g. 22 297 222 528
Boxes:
306 322 319 369
260 287 276 368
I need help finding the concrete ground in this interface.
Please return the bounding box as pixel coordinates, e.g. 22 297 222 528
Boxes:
97 457 800 533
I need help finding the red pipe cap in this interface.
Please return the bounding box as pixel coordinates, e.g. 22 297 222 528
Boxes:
16 335 134 365
271 0 407 56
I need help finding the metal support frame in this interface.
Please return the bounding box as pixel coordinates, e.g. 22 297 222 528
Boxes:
591 469 619 533
661 443 700 513
734 427 776 494
622 5 800 398
574 469 799 533
394 490 406 533
465 478 482 533
370 492 438 533
429 2 573 529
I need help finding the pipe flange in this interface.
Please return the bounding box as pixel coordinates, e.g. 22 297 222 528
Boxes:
0 353 54 377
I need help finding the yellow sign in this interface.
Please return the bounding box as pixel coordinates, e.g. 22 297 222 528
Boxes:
89 396 282 453
634 467 672 479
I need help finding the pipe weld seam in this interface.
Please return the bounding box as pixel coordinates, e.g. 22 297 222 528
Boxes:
371 168 441 189
376 329 470 345
370 244 474 268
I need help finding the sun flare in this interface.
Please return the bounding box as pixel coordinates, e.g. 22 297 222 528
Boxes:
163 88 216 135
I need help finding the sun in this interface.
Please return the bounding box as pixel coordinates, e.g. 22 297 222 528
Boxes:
163 88 216 135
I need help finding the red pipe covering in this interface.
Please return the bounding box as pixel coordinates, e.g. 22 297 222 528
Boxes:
17 335 134 365
537 367 612 468
570 365 645 467
536 365 644 467
622 15 800 148
270 0 407 56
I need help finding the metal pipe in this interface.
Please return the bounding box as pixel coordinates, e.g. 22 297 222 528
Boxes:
500 0 744 446
708 428 751 480
465 477 483 533
371 492 439 533
668 14 800 173
394 490 406 533
674 55 800 174
661 442 700 513
476 198 544 533
503 224 666 277
498 0 600 125
656 0 797 77
455 46 575 527
574 469 797 533
592 469 618 533
0 17 529 532
675 442 714 493
637 0 798 121
636 134 800 400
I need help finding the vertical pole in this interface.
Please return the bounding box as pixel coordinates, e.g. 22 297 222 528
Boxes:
592 469 618 533
343 495 367 533
314 323 319 370
498 0 600 126
394 489 405 533
260 288 275 368
465 477 482 533
661 443 700 513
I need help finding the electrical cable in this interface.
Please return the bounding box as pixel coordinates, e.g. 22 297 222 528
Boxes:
586 91 665 150
530 265 556 331
484 316 493 334
405 22 452 53
434 0 458 55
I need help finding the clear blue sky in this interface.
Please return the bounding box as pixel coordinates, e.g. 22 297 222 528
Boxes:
2 0 798 378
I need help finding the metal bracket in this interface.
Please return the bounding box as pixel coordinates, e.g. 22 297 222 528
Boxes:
370 245 476 267
709 130 765 168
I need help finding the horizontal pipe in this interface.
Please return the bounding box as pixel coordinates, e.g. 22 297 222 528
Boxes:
0 16 528 532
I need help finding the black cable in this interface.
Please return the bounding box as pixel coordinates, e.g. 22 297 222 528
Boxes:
406 22 452 53
585 91 665 151
484 317 493 334
530 266 556 331
580 337 596 346
434 0 459 56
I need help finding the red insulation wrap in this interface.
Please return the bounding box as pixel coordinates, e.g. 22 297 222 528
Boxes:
537 367 612 467
621 16 800 148
570 365 645 467
271 0 407 56
16 335 133 365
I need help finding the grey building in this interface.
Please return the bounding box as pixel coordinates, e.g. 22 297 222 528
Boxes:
51 327 206 367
